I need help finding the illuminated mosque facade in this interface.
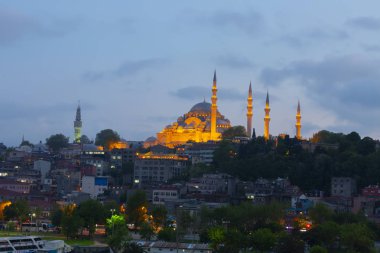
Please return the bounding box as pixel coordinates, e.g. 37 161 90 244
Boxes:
146 71 302 148
155 72 231 148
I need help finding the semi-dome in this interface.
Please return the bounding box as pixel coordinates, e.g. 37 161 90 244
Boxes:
189 101 211 113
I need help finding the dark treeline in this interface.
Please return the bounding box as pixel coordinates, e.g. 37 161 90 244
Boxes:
200 202 378 253
213 130 380 193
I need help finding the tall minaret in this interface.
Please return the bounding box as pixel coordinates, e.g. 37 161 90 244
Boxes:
263 91 271 141
210 71 218 140
246 82 253 138
296 100 302 140
74 103 82 143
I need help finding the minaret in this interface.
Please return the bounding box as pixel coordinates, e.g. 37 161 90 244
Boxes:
210 71 218 140
246 82 253 138
74 103 82 143
264 91 271 141
296 100 302 140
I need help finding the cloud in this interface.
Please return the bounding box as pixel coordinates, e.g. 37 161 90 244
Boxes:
193 9 264 36
346 17 380 31
82 72 105 82
0 9 40 44
170 86 208 100
0 101 94 121
83 58 169 82
146 115 177 123
0 8 80 45
362 44 380 52
275 28 349 48
259 54 380 130
118 17 136 33
214 55 253 69
114 58 168 77
170 86 246 101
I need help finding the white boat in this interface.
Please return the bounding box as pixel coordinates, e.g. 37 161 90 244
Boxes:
0 236 72 253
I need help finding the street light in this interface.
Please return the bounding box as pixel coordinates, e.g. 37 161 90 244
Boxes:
110 209 116 235
28 213 36 234
29 213 36 223
175 205 183 253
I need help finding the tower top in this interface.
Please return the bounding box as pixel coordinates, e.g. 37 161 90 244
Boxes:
297 100 301 113
266 91 270 105
75 103 81 122
249 81 252 96
213 70 217 83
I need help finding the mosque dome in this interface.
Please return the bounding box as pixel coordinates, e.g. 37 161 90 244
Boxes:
145 136 157 142
189 101 211 113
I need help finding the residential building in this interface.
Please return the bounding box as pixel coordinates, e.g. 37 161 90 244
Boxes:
331 177 356 197
187 173 236 195
133 152 189 185
81 176 108 199
0 179 32 194
182 142 218 165
152 186 180 205
33 160 51 182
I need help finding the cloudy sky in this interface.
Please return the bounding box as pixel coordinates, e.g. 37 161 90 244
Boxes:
1 1 380 146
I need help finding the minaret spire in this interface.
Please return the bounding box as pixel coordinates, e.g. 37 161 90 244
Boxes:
246 81 253 138
296 100 302 140
210 70 218 140
264 91 271 141
74 102 82 143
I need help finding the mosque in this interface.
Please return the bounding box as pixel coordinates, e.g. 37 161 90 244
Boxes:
144 71 303 148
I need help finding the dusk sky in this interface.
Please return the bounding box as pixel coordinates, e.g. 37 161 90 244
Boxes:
1 1 380 146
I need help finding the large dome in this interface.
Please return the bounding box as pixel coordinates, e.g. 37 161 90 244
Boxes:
189 101 211 113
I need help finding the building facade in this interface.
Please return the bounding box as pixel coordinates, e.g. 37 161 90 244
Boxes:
152 186 180 205
155 72 231 148
133 152 189 185
81 176 108 199
331 177 356 197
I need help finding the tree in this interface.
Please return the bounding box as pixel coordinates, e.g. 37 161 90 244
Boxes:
276 233 304 253
250 228 277 252
46 134 69 152
3 200 29 222
106 214 131 252
340 223 375 253
309 203 332 225
177 209 194 236
95 129 120 150
77 199 107 238
222 126 247 139
208 226 225 251
107 225 131 252
311 130 342 144
309 245 328 253
122 242 146 253
20 140 33 147
223 229 247 253
151 205 167 229
357 137 376 155
157 227 176 242
0 201 11 220
213 140 236 171
106 214 126 233
51 208 63 227
80 135 92 144
346 132 361 143
306 221 339 250
139 222 154 240
61 204 82 239
126 190 148 227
